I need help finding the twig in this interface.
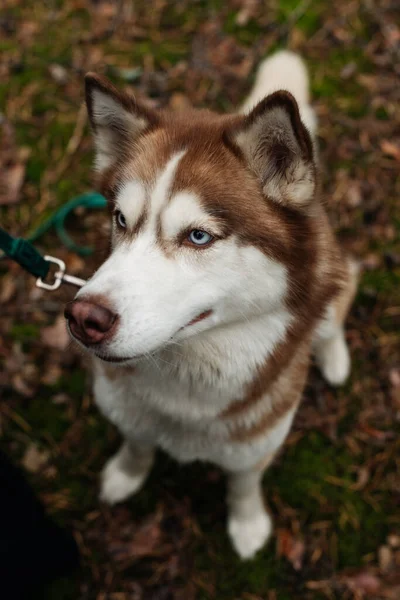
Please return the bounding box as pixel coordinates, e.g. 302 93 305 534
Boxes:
38 103 87 213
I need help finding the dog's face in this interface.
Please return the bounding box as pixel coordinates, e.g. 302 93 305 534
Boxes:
65 75 315 364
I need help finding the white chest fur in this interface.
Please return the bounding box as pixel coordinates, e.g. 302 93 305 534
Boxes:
93 309 296 471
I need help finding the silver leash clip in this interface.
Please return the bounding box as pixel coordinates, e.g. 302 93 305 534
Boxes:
36 256 86 290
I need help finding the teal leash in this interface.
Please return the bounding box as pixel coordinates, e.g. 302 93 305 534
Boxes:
27 192 107 256
0 192 106 290
0 227 51 280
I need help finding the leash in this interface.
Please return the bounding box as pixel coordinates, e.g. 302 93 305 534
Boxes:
0 192 107 291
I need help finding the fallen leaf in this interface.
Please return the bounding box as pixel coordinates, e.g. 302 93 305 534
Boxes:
0 274 17 303
18 20 39 43
378 545 393 573
342 571 381 595
12 373 35 397
388 535 400 548
40 315 70 350
41 364 63 386
169 93 192 111
51 393 70 405
389 369 400 388
108 512 162 561
0 120 29 205
363 253 381 270
49 63 68 84
277 528 305 571
22 443 50 473
380 140 400 161
346 181 362 207
341 62 357 79
359 423 391 440
235 0 259 26
351 466 370 490
0 162 25 205
66 253 85 274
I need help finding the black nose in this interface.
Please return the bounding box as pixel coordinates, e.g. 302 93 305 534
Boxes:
64 300 117 346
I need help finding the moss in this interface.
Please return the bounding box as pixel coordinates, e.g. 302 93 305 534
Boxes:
21 393 71 442
223 12 264 45
276 0 323 35
375 106 390 120
25 157 46 184
268 432 389 567
310 47 371 119
0 40 16 52
361 269 400 294
10 323 40 341
59 369 87 398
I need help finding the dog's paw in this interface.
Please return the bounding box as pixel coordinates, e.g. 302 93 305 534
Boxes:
100 455 145 505
228 511 272 560
317 332 350 387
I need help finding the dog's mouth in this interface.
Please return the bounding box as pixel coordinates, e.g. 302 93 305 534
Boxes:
183 309 213 328
94 309 213 364
95 353 137 364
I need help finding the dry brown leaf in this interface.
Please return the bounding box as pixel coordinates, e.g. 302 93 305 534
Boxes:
378 546 393 573
346 181 362 207
66 253 85 275
125 518 162 558
41 364 63 386
389 369 400 388
351 466 370 491
380 140 400 161
169 93 192 111
12 373 35 397
341 62 357 79
0 120 29 205
22 443 50 473
0 274 17 303
276 528 305 571
388 535 400 548
0 163 25 205
342 570 382 594
235 0 259 26
363 253 381 270
18 20 39 43
49 63 68 84
109 512 162 561
389 368 400 409
40 315 70 350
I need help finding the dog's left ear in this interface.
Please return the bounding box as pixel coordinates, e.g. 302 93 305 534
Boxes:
85 73 159 172
229 91 316 210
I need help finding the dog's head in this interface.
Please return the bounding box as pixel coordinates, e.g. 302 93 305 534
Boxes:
65 74 316 364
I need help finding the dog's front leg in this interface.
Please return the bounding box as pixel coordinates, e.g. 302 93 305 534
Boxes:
100 440 155 505
226 465 272 560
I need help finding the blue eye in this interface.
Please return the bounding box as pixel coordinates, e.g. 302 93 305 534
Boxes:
116 210 126 228
188 229 213 246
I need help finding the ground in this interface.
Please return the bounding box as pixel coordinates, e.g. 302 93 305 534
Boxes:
0 1 400 598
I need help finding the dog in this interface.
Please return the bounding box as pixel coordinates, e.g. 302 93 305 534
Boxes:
64 50 358 559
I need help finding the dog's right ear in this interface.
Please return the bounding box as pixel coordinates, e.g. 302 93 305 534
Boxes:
85 73 158 172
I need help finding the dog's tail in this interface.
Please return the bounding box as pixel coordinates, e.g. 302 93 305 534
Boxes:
240 50 317 137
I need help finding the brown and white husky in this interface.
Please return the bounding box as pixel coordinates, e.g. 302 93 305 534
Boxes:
65 50 358 559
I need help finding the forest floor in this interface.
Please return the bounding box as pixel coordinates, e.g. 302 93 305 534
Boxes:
0 0 399 598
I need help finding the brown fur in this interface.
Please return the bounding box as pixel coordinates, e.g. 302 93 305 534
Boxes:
222 338 311 441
